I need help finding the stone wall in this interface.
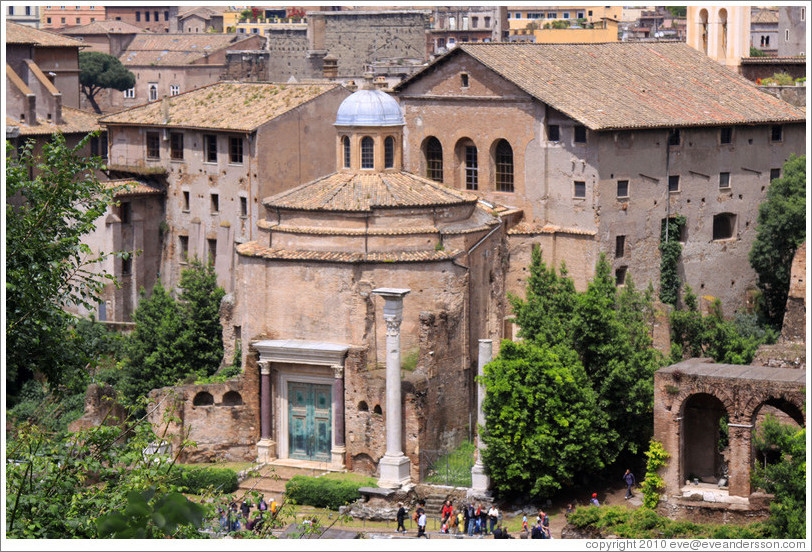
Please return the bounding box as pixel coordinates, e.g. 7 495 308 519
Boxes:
68 383 128 433
781 241 806 343
756 85 806 108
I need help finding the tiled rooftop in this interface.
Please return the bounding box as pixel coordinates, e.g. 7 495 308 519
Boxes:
62 20 145 35
7 107 101 136
237 242 462 264
266 171 477 212
508 221 597 236
5 21 86 47
99 82 341 132
102 179 164 197
119 33 258 66
397 42 806 130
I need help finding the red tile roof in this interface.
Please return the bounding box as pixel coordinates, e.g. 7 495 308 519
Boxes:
266 171 477 212
61 20 145 35
118 33 259 66
102 179 164 197
7 107 101 136
236 242 462 264
5 21 85 47
396 42 806 130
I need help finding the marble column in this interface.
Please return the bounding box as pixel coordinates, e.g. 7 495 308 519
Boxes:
471 339 492 493
372 287 412 488
331 364 346 468
256 361 276 462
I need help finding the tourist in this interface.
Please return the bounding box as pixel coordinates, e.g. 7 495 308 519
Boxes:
463 502 472 535
396 502 407 533
624 468 637 499
590 493 600 506
487 504 499 534
455 508 464 535
492 524 503 539
441 499 453 531
521 513 528 533
417 510 427 538
531 520 545 539
565 503 575 517
240 499 251 520
467 503 476 536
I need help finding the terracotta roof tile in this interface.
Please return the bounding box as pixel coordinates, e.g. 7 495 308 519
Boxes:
102 179 164 197
397 42 806 130
7 107 101 136
266 171 477 212
119 33 258 66
508 221 597 236
99 82 341 132
62 20 145 35
5 21 85 47
236 242 462 263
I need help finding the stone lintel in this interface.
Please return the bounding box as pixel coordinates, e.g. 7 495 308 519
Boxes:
253 339 349 367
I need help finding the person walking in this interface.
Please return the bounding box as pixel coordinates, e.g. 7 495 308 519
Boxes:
417 510 428 538
590 493 600 506
487 504 499 535
624 468 637 499
396 502 408 533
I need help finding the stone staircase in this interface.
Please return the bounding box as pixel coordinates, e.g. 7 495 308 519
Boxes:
421 492 450 518
237 463 332 498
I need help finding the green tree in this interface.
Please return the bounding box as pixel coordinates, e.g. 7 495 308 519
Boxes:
659 215 685 305
749 154 806 329
752 414 806 538
481 341 609 497
6 135 122 404
79 51 136 114
749 46 768 58
665 6 687 18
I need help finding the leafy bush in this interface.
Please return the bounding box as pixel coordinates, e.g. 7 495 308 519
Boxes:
760 72 795 86
285 475 375 510
568 505 768 539
641 440 669 509
173 466 239 494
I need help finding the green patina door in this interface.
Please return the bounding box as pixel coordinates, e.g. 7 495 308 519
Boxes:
288 382 332 461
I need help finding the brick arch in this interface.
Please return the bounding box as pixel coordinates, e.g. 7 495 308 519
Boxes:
674 384 736 421
742 392 805 427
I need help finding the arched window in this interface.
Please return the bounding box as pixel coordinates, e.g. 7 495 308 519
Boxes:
699 9 709 54
384 136 395 169
358 401 369 412
425 137 443 182
342 136 350 168
495 140 514 192
193 391 214 406
222 391 243 406
361 136 374 169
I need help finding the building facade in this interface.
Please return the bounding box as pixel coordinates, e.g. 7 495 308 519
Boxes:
777 5 807 57
40 5 102 29
687 6 751 69
102 6 179 33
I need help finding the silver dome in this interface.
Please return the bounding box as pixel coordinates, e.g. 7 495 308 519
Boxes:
334 89 404 127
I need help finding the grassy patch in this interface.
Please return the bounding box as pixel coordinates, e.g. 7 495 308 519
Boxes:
401 350 419 372
320 472 378 486
423 440 475 487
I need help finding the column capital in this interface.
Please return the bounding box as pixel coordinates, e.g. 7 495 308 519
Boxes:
259 360 272 376
332 364 344 378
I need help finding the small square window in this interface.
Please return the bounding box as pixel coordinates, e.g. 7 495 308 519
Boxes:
770 125 782 142
122 257 132 275
617 180 629 198
573 181 586 198
574 125 587 144
124 87 135 98
207 238 217 262
240 196 248 217
720 127 733 144
547 124 560 142
719 172 731 189
668 175 680 193
182 191 190 211
460 73 469 87
119 202 131 224
210 193 219 213
169 84 179 96
615 235 626 258
770 168 781 181
667 129 681 146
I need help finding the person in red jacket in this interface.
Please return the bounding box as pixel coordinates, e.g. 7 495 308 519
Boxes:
441 500 453 533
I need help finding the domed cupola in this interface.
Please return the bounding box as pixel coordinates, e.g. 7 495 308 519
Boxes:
334 87 404 173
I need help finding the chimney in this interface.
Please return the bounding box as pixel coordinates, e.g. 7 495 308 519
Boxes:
162 96 171 124
373 75 388 90
322 55 338 79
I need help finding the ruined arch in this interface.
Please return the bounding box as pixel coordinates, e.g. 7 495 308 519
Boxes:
222 390 244 406
680 393 730 484
193 391 214 406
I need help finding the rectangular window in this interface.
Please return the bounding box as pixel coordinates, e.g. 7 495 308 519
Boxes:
720 127 733 144
119 202 131 224
154 11 159 22
465 145 478 190
146 132 160 159
573 181 586 198
210 193 219 213
617 180 629 198
148 83 158 101
61 17 65 23
577 11 585 18
122 257 132 275
547 124 560 142
229 137 243 164
240 196 248 217
770 168 781 181
667 129 681 146
169 84 179 96
47 17 52 24
182 190 190 211
574 125 587 144
615 266 627 286
124 87 135 98
204 134 217 163
562 12 570 19
460 73 469 87
484 16 490 27
668 175 680 192
770 125 782 142
145 11 149 22
179 235 188 262
207 238 217 262
615 235 626 258
170 132 184 160
75 17 80 24
472 16 478 28
135 11 140 22
719 172 731 189
547 12 556 18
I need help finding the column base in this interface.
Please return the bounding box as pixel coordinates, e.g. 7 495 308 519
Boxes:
331 446 346 469
377 454 412 488
471 462 491 493
257 439 277 463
